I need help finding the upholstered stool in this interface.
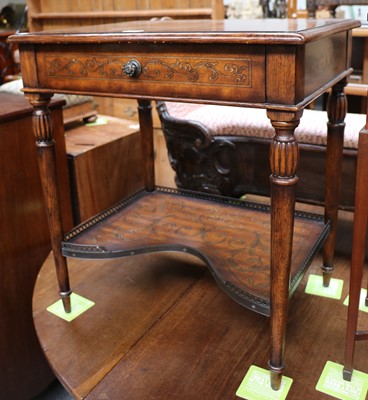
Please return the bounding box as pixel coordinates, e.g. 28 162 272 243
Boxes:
157 101 365 209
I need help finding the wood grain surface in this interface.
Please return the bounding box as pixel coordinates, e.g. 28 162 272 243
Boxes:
33 210 368 399
62 188 329 315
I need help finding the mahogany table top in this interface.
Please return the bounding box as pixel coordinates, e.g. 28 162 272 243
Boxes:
10 18 359 44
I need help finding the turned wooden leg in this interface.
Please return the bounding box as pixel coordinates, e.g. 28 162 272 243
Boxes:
322 79 347 287
138 99 155 191
28 93 72 313
343 127 368 380
267 110 302 390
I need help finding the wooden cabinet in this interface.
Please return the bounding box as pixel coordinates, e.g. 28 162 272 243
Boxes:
26 0 224 32
65 116 144 224
65 116 175 224
0 93 73 399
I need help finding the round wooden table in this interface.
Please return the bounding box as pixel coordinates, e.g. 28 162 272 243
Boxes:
33 248 367 399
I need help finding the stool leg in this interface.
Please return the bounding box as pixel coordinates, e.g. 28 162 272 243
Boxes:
267 110 302 390
322 79 347 287
28 93 72 313
343 129 368 380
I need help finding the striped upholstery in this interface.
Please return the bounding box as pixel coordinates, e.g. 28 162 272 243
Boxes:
165 102 365 149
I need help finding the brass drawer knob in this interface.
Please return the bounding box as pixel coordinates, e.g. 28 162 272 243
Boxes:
123 59 142 78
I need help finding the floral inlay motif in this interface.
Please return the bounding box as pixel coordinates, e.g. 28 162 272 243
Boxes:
46 55 251 86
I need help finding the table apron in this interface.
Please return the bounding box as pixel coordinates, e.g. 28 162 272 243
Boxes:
20 32 351 109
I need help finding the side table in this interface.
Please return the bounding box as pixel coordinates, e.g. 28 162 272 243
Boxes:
9 18 360 390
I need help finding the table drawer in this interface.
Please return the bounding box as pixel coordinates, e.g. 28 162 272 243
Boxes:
36 43 265 104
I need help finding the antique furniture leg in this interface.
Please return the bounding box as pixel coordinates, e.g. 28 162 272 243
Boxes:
267 110 301 390
322 79 347 287
343 122 368 381
137 99 155 191
28 93 72 313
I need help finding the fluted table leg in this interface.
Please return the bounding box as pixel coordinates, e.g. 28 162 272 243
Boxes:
267 110 302 390
322 78 347 287
28 93 72 313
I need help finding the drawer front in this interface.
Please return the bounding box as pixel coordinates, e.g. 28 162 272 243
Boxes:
36 43 265 104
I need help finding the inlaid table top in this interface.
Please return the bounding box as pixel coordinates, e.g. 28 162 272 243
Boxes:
10 18 359 110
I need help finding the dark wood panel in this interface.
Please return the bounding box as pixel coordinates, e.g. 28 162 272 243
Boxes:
0 93 73 399
304 32 348 98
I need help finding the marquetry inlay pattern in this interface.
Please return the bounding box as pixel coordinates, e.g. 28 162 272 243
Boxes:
46 55 252 87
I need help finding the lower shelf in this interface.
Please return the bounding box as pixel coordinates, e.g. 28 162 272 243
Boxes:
62 187 330 316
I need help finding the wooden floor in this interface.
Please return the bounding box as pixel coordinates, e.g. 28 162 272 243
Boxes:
32 207 368 400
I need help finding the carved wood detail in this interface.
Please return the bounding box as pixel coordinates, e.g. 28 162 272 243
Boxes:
267 111 302 184
156 101 237 195
327 79 348 124
27 93 54 145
